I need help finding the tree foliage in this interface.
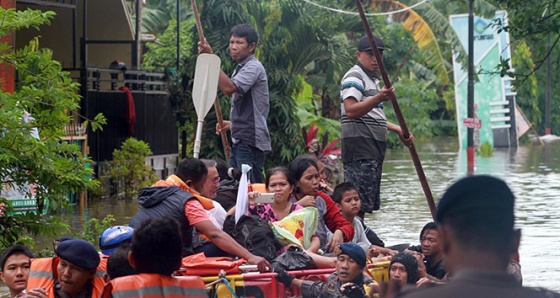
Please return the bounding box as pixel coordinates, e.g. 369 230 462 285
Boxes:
0 7 105 250
142 0 194 34
102 138 159 200
486 0 560 134
141 0 560 165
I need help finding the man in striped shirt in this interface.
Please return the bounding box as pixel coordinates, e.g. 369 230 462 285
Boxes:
340 35 414 216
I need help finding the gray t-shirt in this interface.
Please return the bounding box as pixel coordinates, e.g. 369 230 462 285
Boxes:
230 54 271 151
326 217 371 253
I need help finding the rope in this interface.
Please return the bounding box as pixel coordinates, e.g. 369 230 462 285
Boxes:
212 277 239 298
301 0 430 16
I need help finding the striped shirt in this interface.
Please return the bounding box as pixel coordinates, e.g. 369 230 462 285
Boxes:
340 64 388 163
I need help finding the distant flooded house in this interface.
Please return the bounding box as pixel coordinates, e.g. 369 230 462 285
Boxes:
1 0 179 178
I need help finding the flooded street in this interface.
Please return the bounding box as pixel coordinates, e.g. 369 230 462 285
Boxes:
1 137 558 296
368 137 560 290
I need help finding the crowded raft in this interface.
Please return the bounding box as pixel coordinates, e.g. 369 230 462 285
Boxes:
2 21 559 298
2 155 556 298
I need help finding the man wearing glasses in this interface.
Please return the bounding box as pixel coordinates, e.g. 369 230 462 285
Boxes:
130 157 270 272
192 159 228 257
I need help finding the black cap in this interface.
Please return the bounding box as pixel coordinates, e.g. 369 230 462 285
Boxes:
358 35 385 52
55 239 100 270
338 243 367 268
437 175 515 227
390 252 418 284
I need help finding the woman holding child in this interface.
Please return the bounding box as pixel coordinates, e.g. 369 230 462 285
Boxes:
288 155 354 253
248 167 321 253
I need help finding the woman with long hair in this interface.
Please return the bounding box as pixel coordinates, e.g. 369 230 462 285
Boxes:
288 155 354 253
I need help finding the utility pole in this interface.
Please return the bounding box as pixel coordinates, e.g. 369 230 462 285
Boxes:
546 0 552 135
467 0 475 173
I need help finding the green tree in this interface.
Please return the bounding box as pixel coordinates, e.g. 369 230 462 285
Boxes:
73 215 116 249
142 18 199 157
142 0 193 34
103 138 159 200
0 7 105 250
512 41 540 127
486 0 560 134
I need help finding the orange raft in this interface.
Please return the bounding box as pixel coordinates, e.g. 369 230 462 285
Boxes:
176 253 390 298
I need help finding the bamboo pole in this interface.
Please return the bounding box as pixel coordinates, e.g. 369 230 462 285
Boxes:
354 0 437 220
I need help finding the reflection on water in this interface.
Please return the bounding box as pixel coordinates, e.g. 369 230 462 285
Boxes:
365 137 560 291
1 138 559 296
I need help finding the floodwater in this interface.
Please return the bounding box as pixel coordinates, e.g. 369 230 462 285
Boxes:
1 137 559 296
367 137 560 290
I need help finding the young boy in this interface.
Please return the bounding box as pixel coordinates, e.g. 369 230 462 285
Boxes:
332 182 395 260
332 182 371 252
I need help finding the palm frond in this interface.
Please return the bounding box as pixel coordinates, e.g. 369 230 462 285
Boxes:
371 0 450 85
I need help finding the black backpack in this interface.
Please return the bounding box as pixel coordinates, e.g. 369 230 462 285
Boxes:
223 214 277 261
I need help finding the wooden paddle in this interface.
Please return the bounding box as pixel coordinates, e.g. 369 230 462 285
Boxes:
354 0 437 220
192 53 221 158
191 0 231 162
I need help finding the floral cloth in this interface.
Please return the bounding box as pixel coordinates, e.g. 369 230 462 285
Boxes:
271 207 319 249
249 203 302 222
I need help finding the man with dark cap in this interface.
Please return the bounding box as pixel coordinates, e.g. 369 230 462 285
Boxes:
397 175 560 298
340 35 414 217
276 242 372 298
389 252 418 287
54 239 101 298
27 239 104 298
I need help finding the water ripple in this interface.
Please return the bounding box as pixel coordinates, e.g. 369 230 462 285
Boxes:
365 138 560 290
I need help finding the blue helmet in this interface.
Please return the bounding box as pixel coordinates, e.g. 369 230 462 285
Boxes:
99 226 134 255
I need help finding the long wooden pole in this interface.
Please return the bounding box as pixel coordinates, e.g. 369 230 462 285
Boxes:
191 0 231 162
354 0 437 220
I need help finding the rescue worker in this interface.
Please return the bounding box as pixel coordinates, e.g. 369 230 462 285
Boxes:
130 157 270 271
104 246 136 281
27 239 103 298
276 242 371 298
100 217 207 298
99 226 134 256
396 175 560 298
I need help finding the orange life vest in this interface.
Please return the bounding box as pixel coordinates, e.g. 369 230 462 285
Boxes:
27 256 107 298
101 273 207 298
250 183 267 193
153 175 215 210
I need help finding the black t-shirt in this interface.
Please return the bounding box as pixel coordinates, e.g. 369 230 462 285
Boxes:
426 258 447 280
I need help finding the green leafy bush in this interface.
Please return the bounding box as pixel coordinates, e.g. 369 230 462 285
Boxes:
73 214 116 249
102 138 159 199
